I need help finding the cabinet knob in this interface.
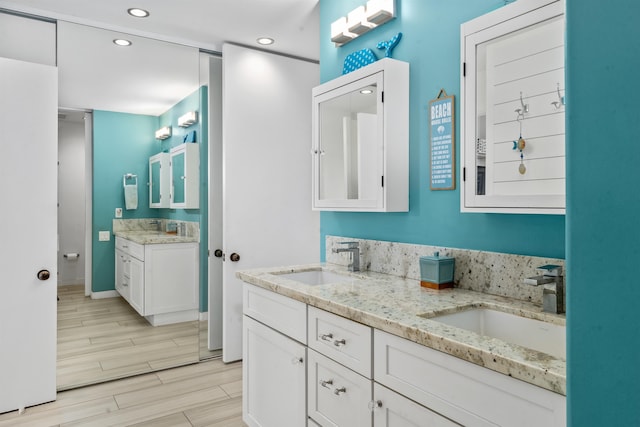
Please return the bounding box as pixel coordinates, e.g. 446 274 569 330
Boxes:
368 400 383 411
333 338 346 347
319 333 333 342
213 249 223 258
37 269 50 281
319 379 333 389
229 253 241 262
291 356 304 365
333 386 347 396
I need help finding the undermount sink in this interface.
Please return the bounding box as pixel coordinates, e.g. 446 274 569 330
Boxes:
276 269 354 286
423 307 566 359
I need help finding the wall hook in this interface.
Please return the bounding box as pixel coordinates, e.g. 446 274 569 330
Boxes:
551 83 565 109
519 92 529 114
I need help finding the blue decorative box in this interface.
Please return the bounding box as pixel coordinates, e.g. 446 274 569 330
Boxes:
419 252 455 290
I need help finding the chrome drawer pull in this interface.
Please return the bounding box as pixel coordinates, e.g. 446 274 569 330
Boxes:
333 338 346 347
334 386 347 396
320 333 333 341
319 379 333 389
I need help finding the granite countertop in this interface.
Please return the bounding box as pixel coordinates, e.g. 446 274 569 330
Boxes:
237 263 566 395
114 230 199 245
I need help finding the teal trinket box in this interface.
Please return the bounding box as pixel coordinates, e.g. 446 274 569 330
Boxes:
419 252 455 290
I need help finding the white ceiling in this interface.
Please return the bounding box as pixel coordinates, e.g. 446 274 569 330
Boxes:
0 0 320 116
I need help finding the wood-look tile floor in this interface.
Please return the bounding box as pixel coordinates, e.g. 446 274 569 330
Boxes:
57 285 200 390
0 358 245 426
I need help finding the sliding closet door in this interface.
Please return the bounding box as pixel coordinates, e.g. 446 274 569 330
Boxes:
0 57 58 413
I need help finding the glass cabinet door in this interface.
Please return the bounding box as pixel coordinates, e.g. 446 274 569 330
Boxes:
149 152 169 208
169 143 199 209
171 150 186 205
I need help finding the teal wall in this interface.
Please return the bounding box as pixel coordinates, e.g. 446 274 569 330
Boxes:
92 87 209 312
92 110 158 292
319 0 565 260
566 0 640 425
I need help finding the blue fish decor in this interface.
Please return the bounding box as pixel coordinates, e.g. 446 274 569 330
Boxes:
342 48 378 74
377 32 402 58
342 32 403 75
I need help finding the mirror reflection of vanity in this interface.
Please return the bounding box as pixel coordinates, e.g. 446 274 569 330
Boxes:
460 0 565 214
312 58 409 212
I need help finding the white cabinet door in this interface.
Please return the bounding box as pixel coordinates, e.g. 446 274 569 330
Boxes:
128 256 145 315
149 152 170 208
307 349 372 427
169 143 199 209
373 383 460 427
115 248 127 298
0 57 57 413
243 316 306 427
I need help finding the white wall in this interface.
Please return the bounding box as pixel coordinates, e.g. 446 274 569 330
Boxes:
0 12 56 66
58 116 86 285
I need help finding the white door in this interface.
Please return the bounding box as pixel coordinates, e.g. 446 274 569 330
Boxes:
0 57 58 413
221 44 320 362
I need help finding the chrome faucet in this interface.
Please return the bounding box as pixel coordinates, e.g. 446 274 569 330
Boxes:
524 265 565 314
332 241 360 272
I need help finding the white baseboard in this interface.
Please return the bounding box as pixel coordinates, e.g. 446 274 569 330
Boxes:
91 290 119 299
199 312 208 321
145 310 198 326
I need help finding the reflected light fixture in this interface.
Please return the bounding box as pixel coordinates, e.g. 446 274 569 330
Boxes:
127 8 149 18
257 37 275 46
155 126 171 140
113 39 132 46
360 88 374 94
178 111 198 127
331 0 395 47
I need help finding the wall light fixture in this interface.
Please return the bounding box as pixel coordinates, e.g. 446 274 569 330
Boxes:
178 111 198 127
331 0 395 47
155 126 171 140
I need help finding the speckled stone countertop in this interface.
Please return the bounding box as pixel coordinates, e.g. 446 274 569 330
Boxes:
114 231 199 245
237 263 566 395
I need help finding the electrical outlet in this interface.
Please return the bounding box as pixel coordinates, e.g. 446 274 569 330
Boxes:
98 231 111 241
115 208 123 218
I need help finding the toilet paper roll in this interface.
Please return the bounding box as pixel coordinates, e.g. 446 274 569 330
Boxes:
64 253 80 260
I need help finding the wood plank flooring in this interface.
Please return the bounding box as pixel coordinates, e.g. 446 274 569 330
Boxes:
0 359 245 426
57 285 200 390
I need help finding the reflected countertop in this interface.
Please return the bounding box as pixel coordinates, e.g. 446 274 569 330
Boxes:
114 230 198 245
237 263 566 395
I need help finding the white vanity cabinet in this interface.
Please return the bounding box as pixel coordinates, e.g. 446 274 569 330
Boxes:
169 143 199 209
242 284 307 427
460 0 565 214
149 152 170 208
115 236 198 325
374 330 566 426
311 58 409 212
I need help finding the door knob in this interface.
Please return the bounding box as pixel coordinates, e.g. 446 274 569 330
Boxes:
229 253 241 262
213 249 223 258
37 269 50 281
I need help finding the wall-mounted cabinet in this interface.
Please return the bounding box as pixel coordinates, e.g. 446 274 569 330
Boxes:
149 153 170 208
311 58 409 212
170 143 199 209
460 0 565 214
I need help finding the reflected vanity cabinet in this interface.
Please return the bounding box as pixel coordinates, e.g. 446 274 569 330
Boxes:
311 58 409 212
170 143 199 209
149 152 170 208
460 0 566 214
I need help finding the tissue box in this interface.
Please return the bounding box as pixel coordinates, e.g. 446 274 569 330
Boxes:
419 252 454 290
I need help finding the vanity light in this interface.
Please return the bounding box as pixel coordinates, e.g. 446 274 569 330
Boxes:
178 111 198 127
113 39 132 46
127 8 149 18
331 0 395 47
256 37 275 46
155 126 171 140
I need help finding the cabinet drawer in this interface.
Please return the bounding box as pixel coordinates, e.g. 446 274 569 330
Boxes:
243 284 307 344
374 330 566 427
308 306 372 378
308 349 372 427
115 237 144 260
372 383 460 427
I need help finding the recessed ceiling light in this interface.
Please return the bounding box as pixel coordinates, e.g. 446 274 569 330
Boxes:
113 39 132 46
128 8 149 18
256 37 275 46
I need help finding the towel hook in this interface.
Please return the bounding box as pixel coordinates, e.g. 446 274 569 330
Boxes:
551 83 565 109
518 91 529 114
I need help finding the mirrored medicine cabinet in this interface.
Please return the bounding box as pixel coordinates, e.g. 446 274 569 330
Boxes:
460 0 566 214
312 58 409 212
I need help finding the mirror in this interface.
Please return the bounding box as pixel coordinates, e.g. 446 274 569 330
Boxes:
318 82 379 202
56 21 214 390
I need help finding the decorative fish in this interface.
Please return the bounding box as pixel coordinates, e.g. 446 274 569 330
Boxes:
342 48 378 74
377 32 402 58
